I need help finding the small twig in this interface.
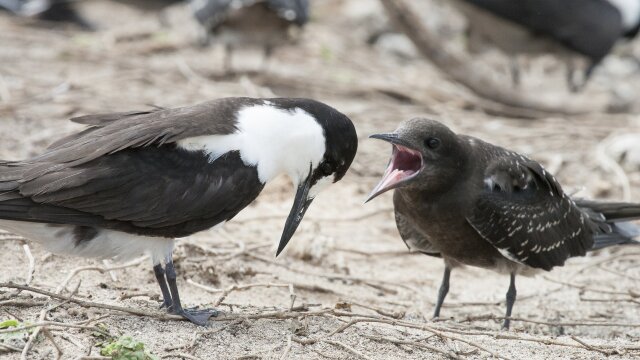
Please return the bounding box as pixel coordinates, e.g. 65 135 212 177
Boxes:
22 244 35 286
571 252 640 276
43 329 64 360
118 291 158 301
332 247 413 257
579 296 640 305
102 260 118 282
56 257 147 294
0 343 23 352
596 136 632 201
310 348 341 359
187 280 293 307
294 315 511 360
0 282 182 321
362 334 460 359
19 284 78 360
0 299 48 307
56 332 87 349
21 308 47 360
288 284 296 311
0 321 104 335
465 314 640 327
245 253 415 293
543 276 631 296
598 265 640 281
319 339 373 360
345 300 405 319
279 335 292 360
166 319 245 352
570 336 618 356
161 354 201 360
233 207 393 224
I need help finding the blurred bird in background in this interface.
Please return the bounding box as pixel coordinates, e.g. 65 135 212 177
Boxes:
190 0 310 71
0 0 92 29
452 0 640 92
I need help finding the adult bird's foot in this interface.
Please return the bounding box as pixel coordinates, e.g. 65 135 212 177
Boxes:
501 320 511 330
158 299 172 310
170 307 219 326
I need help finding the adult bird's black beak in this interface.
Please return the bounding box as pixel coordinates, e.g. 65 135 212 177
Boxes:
276 169 315 257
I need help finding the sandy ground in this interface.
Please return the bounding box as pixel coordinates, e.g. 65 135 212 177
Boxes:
1 1 640 359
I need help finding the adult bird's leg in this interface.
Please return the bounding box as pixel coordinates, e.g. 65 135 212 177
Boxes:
433 266 451 319
165 259 218 325
153 264 172 309
503 272 517 330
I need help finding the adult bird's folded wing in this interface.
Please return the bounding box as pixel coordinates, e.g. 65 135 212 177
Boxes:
0 149 264 238
0 98 269 237
29 98 259 169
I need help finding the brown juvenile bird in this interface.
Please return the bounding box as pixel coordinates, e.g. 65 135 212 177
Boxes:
366 118 640 329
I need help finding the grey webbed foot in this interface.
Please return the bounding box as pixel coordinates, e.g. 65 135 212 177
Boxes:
170 307 219 326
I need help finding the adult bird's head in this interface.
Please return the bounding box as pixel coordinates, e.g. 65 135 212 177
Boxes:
366 118 467 202
176 98 357 256
266 99 358 256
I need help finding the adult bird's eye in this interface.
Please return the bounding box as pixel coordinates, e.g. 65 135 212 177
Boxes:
320 162 333 176
426 137 441 149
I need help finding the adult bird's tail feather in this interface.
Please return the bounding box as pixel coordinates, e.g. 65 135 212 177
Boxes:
576 199 640 250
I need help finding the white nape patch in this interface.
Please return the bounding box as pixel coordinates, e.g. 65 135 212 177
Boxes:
178 104 326 184
308 175 333 199
606 0 640 29
0 220 174 265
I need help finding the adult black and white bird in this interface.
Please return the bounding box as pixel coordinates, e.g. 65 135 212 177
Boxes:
452 0 640 91
366 118 640 329
0 97 357 325
190 0 309 70
0 0 92 29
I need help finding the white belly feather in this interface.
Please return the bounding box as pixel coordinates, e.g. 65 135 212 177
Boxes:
0 220 174 264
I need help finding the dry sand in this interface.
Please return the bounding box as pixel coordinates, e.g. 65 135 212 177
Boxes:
1 1 640 359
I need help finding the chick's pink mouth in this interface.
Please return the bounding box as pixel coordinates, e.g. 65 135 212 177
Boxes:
367 145 423 201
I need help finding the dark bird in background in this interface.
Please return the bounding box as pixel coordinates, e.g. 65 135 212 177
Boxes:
190 0 309 70
452 0 640 91
0 97 357 325
0 0 92 29
366 118 640 329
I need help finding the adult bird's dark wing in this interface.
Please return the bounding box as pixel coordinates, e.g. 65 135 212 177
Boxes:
465 157 597 271
31 97 261 169
0 98 266 237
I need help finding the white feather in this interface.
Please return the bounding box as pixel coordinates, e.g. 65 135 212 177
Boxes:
0 220 174 265
308 175 333 199
606 0 640 29
177 103 326 184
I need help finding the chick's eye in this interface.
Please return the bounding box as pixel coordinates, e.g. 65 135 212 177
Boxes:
425 137 441 149
320 162 333 176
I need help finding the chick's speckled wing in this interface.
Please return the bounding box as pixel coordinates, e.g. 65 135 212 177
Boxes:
466 156 597 271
